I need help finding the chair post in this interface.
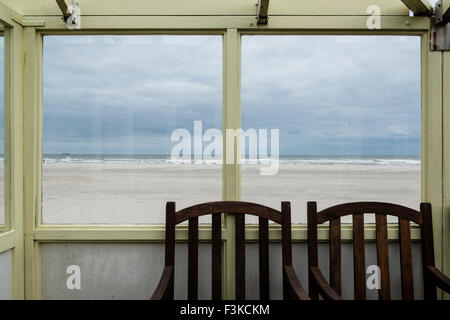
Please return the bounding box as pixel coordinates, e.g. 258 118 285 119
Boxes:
211 212 222 300
281 201 292 299
188 217 199 300
258 217 270 300
165 202 176 299
235 213 246 299
307 201 319 300
421 202 437 300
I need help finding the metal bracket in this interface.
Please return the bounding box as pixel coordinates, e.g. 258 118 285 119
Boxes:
430 22 450 51
430 1 450 51
55 0 81 29
256 0 270 25
435 0 450 24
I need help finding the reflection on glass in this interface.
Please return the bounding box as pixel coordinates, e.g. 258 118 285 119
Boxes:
43 36 222 224
241 36 421 223
0 34 4 228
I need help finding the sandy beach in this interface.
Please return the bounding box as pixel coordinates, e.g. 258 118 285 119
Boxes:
42 162 420 224
243 164 420 223
0 164 3 225
42 163 222 224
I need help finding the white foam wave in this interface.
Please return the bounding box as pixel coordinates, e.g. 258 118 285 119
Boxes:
42 156 420 166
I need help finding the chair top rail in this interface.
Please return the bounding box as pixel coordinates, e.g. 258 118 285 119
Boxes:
174 201 283 224
315 201 422 224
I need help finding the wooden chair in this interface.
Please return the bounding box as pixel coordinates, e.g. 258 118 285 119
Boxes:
307 201 450 300
151 201 310 300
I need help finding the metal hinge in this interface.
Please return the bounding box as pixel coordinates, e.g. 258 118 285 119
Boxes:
430 1 450 51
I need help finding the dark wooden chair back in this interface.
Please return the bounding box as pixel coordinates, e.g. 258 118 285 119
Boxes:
307 201 447 300
155 201 305 300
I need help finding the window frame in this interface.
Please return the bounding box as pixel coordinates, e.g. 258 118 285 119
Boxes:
0 3 26 300
0 4 442 300
0 29 9 233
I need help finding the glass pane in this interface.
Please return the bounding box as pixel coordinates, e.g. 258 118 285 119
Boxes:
0 34 4 228
43 35 222 224
241 36 421 223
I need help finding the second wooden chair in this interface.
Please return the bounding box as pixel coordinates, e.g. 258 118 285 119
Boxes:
307 201 450 300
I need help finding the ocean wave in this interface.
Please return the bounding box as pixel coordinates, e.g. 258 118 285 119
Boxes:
269 158 421 166
42 156 420 166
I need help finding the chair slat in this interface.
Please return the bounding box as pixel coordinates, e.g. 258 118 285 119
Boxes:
235 214 246 300
375 214 390 300
329 218 341 294
259 217 270 300
188 217 198 300
307 201 319 300
281 202 293 300
212 213 222 300
399 217 414 300
353 213 366 300
281 202 293 265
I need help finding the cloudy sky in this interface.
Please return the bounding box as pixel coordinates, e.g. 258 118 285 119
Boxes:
42 34 420 157
242 35 421 156
43 35 222 155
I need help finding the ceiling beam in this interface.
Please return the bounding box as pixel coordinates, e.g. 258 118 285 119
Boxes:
400 0 432 16
430 0 450 50
0 1 24 26
257 0 270 25
434 0 450 24
441 0 450 23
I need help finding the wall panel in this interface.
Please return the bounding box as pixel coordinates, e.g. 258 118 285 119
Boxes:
0 249 11 299
41 242 213 299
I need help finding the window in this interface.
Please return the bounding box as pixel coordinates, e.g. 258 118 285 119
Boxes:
0 34 4 228
241 36 421 223
43 35 222 224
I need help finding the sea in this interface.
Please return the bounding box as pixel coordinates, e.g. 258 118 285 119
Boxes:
41 154 421 166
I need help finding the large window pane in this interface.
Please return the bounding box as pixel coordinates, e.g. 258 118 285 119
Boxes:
43 35 222 224
242 36 421 223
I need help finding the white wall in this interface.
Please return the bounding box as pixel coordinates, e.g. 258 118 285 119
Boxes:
41 241 423 300
245 242 423 299
41 243 212 299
